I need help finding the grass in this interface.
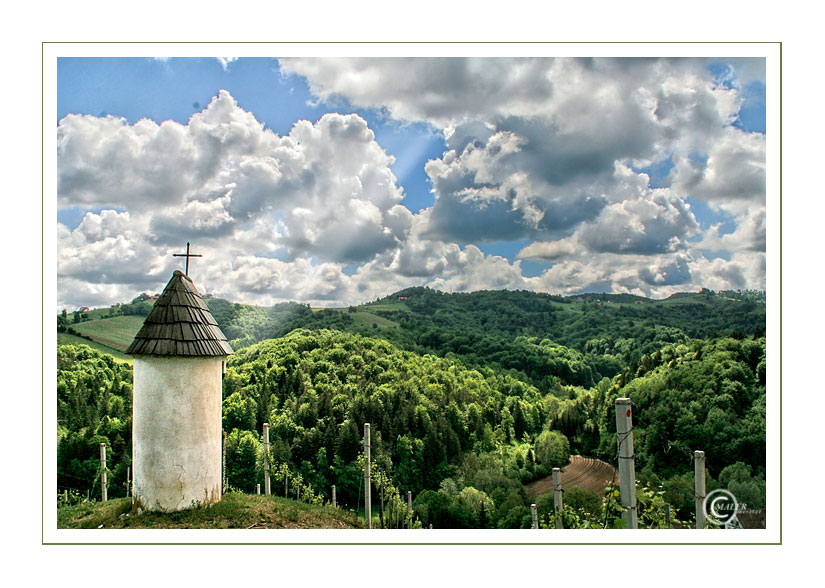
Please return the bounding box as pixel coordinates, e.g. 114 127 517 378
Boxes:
351 311 399 329
363 302 410 312
57 493 366 529
70 315 146 351
57 332 132 362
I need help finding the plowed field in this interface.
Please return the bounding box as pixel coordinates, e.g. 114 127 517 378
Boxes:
525 455 617 498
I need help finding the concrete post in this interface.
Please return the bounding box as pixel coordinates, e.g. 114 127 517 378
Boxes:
222 429 226 494
552 467 563 529
407 490 413 528
263 423 271 496
256 484 260 495
615 398 638 529
126 466 131 498
531 504 539 529
364 423 372 529
332 484 337 507
665 503 672 528
379 479 385 529
695 450 706 529
99 443 107 502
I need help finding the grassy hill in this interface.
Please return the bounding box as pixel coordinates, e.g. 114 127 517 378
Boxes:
57 493 365 529
70 315 146 352
57 332 131 361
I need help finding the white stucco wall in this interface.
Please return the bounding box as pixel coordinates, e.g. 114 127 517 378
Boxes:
132 356 224 512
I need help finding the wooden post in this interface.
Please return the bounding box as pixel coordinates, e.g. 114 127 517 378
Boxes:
332 484 337 508
615 398 638 529
552 467 563 529
665 503 672 529
263 423 271 496
407 491 413 528
285 472 289 497
256 484 260 495
531 504 539 529
222 429 227 494
99 443 107 502
695 450 706 529
364 423 372 529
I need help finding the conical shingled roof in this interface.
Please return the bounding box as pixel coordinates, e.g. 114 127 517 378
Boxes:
126 270 233 357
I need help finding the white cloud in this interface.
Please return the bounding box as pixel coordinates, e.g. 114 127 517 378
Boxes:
57 58 768 309
217 57 238 70
57 91 413 306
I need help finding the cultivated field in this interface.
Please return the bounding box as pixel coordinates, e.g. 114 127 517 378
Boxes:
525 455 617 498
70 315 146 352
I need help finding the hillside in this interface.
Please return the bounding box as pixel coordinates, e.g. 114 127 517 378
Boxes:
57 493 365 529
55 285 767 529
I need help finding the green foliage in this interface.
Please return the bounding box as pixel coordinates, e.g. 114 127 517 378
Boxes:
595 336 766 482
534 430 570 467
55 284 766 530
57 344 133 500
564 486 602 517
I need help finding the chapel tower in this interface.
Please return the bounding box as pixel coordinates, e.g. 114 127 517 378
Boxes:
126 257 232 513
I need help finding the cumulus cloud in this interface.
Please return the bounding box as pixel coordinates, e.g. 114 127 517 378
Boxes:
518 165 700 259
57 57 768 309
671 127 766 211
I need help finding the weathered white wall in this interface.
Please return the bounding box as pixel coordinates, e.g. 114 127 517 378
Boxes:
132 356 223 512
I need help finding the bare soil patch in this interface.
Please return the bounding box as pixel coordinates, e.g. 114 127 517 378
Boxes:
525 455 617 498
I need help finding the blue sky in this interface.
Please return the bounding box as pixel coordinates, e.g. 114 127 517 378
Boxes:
56 56 767 309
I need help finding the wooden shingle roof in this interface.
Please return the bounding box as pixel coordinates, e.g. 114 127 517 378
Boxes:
126 271 233 357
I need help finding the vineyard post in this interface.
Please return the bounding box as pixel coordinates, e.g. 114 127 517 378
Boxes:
364 423 372 529
407 491 412 528
531 504 539 529
552 467 563 529
332 484 336 508
263 423 271 496
379 478 385 529
695 451 706 529
285 471 288 497
615 398 638 529
257 484 260 495
126 466 130 498
100 443 107 502
665 503 671 528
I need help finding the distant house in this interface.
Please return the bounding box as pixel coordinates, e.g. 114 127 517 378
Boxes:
79 306 90 312
398 296 408 301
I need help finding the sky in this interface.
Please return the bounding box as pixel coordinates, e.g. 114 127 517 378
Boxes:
56 56 767 310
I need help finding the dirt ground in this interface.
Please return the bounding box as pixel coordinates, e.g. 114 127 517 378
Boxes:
525 455 617 498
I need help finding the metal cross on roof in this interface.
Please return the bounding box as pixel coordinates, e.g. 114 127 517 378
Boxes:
172 242 203 276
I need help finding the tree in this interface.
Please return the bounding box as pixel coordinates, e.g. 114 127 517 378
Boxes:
225 429 260 491
534 430 570 468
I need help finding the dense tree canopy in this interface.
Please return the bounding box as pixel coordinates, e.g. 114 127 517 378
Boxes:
56 287 767 527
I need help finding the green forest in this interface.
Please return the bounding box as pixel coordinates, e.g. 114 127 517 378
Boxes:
56 287 766 528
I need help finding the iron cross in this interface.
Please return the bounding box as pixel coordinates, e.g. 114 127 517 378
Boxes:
172 242 203 276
